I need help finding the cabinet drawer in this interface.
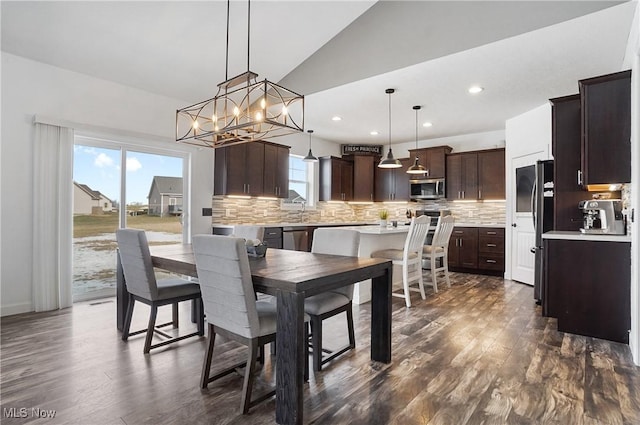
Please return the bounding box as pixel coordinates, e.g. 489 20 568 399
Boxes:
478 254 504 271
478 228 504 238
264 227 282 238
451 228 477 238
478 235 504 254
264 237 282 249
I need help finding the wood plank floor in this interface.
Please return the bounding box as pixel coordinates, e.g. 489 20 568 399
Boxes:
2 273 639 424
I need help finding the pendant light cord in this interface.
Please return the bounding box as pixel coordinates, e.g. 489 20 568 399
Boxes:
388 91 392 150
225 0 230 81
415 107 418 149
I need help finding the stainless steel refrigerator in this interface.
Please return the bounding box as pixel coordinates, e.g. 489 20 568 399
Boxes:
532 160 554 304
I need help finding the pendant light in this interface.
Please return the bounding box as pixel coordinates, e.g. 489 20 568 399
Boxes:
303 130 318 162
378 88 402 169
406 105 427 175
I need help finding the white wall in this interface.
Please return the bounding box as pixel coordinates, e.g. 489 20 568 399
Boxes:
0 53 213 316
390 129 506 158
503 103 552 281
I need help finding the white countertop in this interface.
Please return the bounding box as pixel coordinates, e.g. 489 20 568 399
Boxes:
325 225 413 235
214 221 506 229
453 223 505 228
542 231 631 243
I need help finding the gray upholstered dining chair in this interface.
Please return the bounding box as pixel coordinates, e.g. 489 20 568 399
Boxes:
304 228 360 372
371 216 432 307
192 234 309 414
116 229 204 354
232 225 265 242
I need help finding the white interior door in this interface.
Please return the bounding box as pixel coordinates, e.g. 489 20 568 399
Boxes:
510 152 545 285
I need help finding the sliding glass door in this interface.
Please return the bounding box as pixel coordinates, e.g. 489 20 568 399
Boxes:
72 136 187 301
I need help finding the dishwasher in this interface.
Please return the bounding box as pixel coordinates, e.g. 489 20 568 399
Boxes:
282 226 310 251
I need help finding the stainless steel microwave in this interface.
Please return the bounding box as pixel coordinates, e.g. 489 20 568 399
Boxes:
410 178 445 200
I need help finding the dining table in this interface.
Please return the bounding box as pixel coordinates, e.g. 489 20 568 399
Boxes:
116 244 393 425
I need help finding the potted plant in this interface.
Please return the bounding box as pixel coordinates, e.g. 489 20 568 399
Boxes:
378 209 389 227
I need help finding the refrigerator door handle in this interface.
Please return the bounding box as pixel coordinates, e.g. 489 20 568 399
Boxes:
531 178 537 230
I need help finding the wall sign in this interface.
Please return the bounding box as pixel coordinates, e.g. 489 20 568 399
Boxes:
341 144 383 156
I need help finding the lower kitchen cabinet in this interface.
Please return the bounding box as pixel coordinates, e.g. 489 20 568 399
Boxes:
448 227 478 270
263 227 283 249
448 226 505 275
543 238 630 343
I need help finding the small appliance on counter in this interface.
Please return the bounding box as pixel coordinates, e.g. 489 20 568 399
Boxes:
578 199 625 235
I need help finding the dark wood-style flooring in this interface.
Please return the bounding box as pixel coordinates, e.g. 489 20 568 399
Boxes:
2 273 639 424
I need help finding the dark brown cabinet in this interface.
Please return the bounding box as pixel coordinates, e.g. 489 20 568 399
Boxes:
478 227 505 271
214 141 290 198
374 158 412 201
579 70 631 186
544 238 630 343
263 227 283 249
550 94 585 231
407 146 451 178
448 227 478 269
477 150 505 200
263 143 290 198
352 155 376 202
319 157 353 201
446 153 478 200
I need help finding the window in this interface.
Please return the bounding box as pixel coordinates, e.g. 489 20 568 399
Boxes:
282 155 314 209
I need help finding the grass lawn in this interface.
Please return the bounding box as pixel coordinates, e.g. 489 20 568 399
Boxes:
73 213 182 238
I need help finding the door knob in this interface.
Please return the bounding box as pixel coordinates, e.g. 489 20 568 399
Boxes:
511 223 517 227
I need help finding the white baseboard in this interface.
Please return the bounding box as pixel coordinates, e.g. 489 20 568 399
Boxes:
1 302 33 317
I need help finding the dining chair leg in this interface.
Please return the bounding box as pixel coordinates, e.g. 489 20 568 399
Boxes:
143 305 158 354
196 298 205 336
241 340 259 414
417 262 426 300
121 295 135 341
311 315 323 372
172 303 179 328
346 306 356 349
431 255 439 293
200 325 216 388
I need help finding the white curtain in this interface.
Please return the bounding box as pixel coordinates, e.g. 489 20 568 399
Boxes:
32 123 74 311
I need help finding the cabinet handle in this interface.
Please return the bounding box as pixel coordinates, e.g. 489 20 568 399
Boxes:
458 191 461 199
486 259 497 264
426 170 429 176
577 170 583 186
487 243 497 247
486 231 497 235
462 191 465 198
479 189 482 199
460 239 463 247
454 230 463 234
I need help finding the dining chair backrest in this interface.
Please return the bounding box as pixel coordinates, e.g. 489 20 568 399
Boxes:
311 228 360 299
116 229 158 300
404 216 432 260
192 235 260 339
430 215 455 248
233 225 265 242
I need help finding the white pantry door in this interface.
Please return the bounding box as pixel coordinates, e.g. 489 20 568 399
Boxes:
510 152 545 285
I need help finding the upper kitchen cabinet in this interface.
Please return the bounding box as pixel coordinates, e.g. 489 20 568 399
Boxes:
447 149 505 200
446 152 478 200
263 143 290 198
550 94 585 231
214 142 265 197
477 149 505 200
579 70 631 185
214 141 289 198
319 156 354 201
374 158 412 202
352 155 376 202
407 146 452 178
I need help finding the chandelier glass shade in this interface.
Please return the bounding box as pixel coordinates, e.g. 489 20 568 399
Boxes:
176 0 304 148
407 105 427 174
378 88 402 169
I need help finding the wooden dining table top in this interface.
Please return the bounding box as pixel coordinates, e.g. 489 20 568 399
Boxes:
149 244 392 297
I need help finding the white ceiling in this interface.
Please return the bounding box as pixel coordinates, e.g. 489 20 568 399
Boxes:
2 1 637 146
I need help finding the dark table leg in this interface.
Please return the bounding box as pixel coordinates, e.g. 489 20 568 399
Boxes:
116 249 129 332
275 290 305 425
370 263 392 363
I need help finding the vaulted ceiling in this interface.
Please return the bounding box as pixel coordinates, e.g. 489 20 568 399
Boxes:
2 1 636 145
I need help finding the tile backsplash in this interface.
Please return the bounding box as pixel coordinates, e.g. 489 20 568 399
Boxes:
211 197 506 225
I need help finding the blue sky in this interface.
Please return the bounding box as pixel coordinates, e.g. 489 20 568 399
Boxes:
73 145 183 205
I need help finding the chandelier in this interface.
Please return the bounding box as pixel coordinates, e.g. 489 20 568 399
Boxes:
176 0 304 148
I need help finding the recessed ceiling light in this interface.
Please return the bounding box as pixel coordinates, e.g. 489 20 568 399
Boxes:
468 86 484 94
332 116 342 121
422 122 433 128
370 131 379 136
